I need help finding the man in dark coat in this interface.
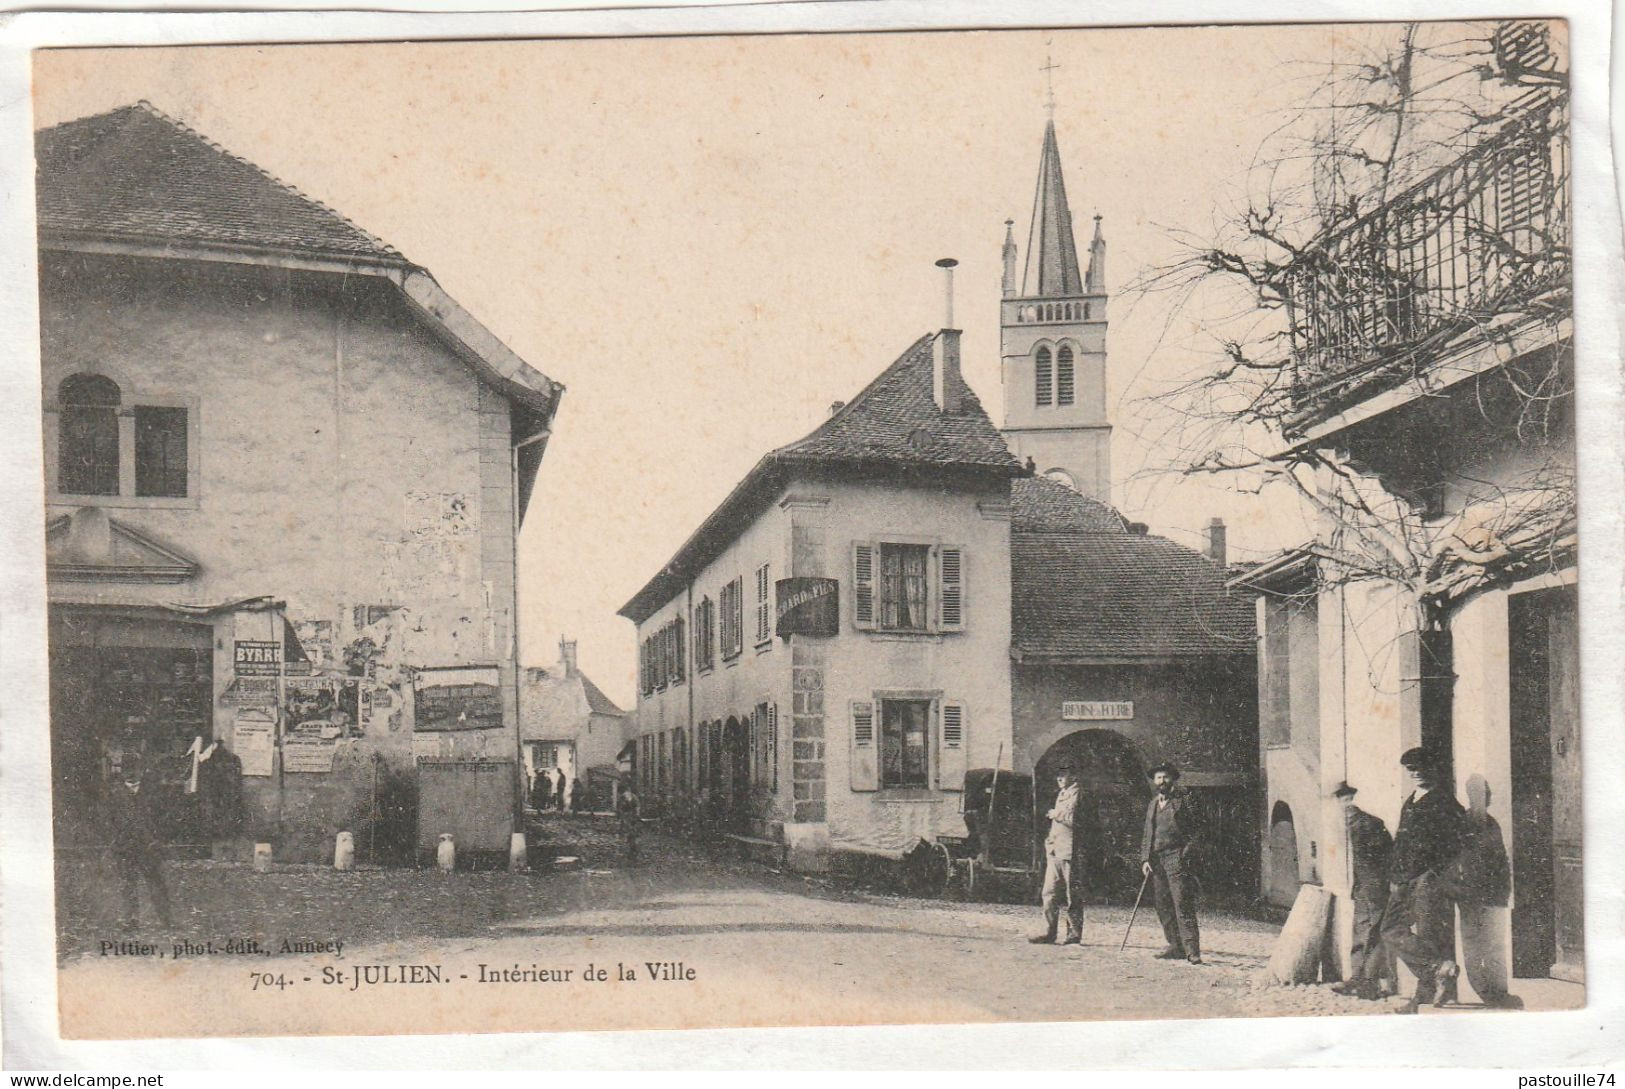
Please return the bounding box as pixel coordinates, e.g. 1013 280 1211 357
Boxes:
1030 763 1086 945
1140 763 1203 964
107 760 174 927
1329 781 1394 998
1380 747 1468 1012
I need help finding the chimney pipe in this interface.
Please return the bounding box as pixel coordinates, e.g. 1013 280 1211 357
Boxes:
1206 517 1227 566
828 400 846 418
935 257 958 329
559 637 578 676
933 330 963 415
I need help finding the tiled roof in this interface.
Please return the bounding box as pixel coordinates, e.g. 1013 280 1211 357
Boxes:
1011 476 1129 533
36 102 405 263
773 335 1024 473
1012 530 1256 660
579 674 627 717
620 332 1024 622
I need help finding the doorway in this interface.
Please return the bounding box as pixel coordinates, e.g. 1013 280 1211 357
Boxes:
1508 585 1582 982
1035 729 1146 899
1266 801 1301 908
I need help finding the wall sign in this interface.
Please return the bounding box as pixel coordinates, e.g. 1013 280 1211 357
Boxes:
283 737 338 774
775 577 839 638
413 665 503 731
233 640 281 677
1062 700 1134 721
232 713 275 777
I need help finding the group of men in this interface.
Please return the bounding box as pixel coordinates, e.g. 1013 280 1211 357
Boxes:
1031 761 1203 964
1030 746 1489 1014
529 767 576 812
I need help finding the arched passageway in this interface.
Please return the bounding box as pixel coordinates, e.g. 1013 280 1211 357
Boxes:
1035 729 1148 900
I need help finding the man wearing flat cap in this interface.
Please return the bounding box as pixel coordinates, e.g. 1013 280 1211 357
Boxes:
1140 763 1203 963
1031 762 1086 945
1380 747 1468 1012
1329 781 1394 999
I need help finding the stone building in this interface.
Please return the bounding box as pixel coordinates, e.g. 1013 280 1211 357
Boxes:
1232 74 1577 996
519 638 629 811
618 329 1023 870
39 103 561 860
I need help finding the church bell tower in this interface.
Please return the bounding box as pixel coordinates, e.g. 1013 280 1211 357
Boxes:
1000 119 1111 502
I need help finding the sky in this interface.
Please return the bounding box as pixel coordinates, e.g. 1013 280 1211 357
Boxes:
34 24 1376 705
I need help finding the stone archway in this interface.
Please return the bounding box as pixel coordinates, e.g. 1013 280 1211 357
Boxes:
1035 729 1148 900
1266 801 1301 908
721 716 749 832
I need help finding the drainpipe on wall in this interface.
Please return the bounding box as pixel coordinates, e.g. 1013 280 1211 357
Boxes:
510 427 552 829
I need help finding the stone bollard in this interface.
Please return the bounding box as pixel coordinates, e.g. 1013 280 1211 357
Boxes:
509 831 528 872
334 831 355 871
436 833 456 873
253 843 273 872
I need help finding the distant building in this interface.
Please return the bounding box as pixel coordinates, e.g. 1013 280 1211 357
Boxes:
520 638 629 810
39 103 561 860
619 329 1023 871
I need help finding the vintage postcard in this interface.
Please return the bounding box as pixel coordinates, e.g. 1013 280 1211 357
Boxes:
7 6 1619 1061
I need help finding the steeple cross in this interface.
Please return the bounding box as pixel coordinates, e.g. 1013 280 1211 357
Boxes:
1041 52 1061 118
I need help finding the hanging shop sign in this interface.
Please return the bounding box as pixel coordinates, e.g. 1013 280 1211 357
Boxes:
774 577 840 638
232 713 275 777
413 665 503 731
232 640 282 677
282 737 339 774
1061 700 1134 721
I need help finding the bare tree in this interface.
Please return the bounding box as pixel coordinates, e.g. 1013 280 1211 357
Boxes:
1133 19 1573 615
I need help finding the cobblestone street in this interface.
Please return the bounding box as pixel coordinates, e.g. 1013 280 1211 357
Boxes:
56 821 1554 1038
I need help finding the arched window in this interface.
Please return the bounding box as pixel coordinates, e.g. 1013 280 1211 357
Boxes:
1034 347 1053 406
58 374 121 495
1056 346 1075 406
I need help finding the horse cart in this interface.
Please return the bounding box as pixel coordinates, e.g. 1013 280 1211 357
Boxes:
933 767 1040 900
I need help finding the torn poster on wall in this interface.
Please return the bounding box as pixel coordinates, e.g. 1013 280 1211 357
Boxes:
232 711 275 777
412 665 502 731
283 675 362 738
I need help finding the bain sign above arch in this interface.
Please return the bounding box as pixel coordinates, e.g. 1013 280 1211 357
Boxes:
1062 701 1134 721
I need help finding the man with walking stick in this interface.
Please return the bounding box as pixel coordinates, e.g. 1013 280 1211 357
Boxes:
1140 763 1203 964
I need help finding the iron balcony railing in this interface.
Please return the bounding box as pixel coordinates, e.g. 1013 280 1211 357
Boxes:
1286 92 1570 415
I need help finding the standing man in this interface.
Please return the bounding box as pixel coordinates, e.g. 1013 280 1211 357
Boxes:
1329 781 1394 999
1140 763 1202 964
107 757 175 928
1381 747 1468 1013
1030 763 1085 945
618 783 642 865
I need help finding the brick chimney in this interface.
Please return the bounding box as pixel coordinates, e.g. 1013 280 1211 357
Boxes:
558 637 578 676
1206 517 1227 566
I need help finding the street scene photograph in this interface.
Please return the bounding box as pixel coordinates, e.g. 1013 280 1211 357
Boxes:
20 16 1588 1041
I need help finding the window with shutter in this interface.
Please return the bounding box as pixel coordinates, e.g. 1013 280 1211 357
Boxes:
1057 345 1075 406
850 699 878 791
755 563 772 645
768 702 779 788
938 545 965 630
720 578 744 660
939 700 967 790
1035 347 1053 406
852 542 876 629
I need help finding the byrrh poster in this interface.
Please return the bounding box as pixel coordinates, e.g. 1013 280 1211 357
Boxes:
3 0 1621 1074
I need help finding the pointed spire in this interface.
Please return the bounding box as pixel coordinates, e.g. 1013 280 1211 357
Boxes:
1086 213 1106 294
1001 219 1018 298
1021 121 1083 298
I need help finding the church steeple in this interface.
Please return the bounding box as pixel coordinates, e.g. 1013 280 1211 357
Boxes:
1022 121 1084 298
999 117 1112 504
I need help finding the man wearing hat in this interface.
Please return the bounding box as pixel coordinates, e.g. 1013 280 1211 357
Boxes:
1030 762 1086 945
1329 781 1394 999
1380 747 1468 1012
1140 763 1203 963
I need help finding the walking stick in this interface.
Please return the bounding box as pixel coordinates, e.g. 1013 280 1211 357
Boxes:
1120 870 1151 952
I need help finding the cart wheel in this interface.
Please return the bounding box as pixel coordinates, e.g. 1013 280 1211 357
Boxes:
936 843 954 898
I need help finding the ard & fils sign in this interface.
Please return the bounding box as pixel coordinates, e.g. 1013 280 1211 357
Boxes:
233 640 282 677
775 577 839 638
1062 700 1134 721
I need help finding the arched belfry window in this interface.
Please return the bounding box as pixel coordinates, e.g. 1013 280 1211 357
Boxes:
1057 346 1076 407
58 374 121 495
1035 347 1053 407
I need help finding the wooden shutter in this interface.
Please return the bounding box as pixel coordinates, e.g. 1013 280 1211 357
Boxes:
852 542 876 629
768 701 779 788
756 563 771 644
938 545 965 631
850 699 878 791
938 700 966 790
